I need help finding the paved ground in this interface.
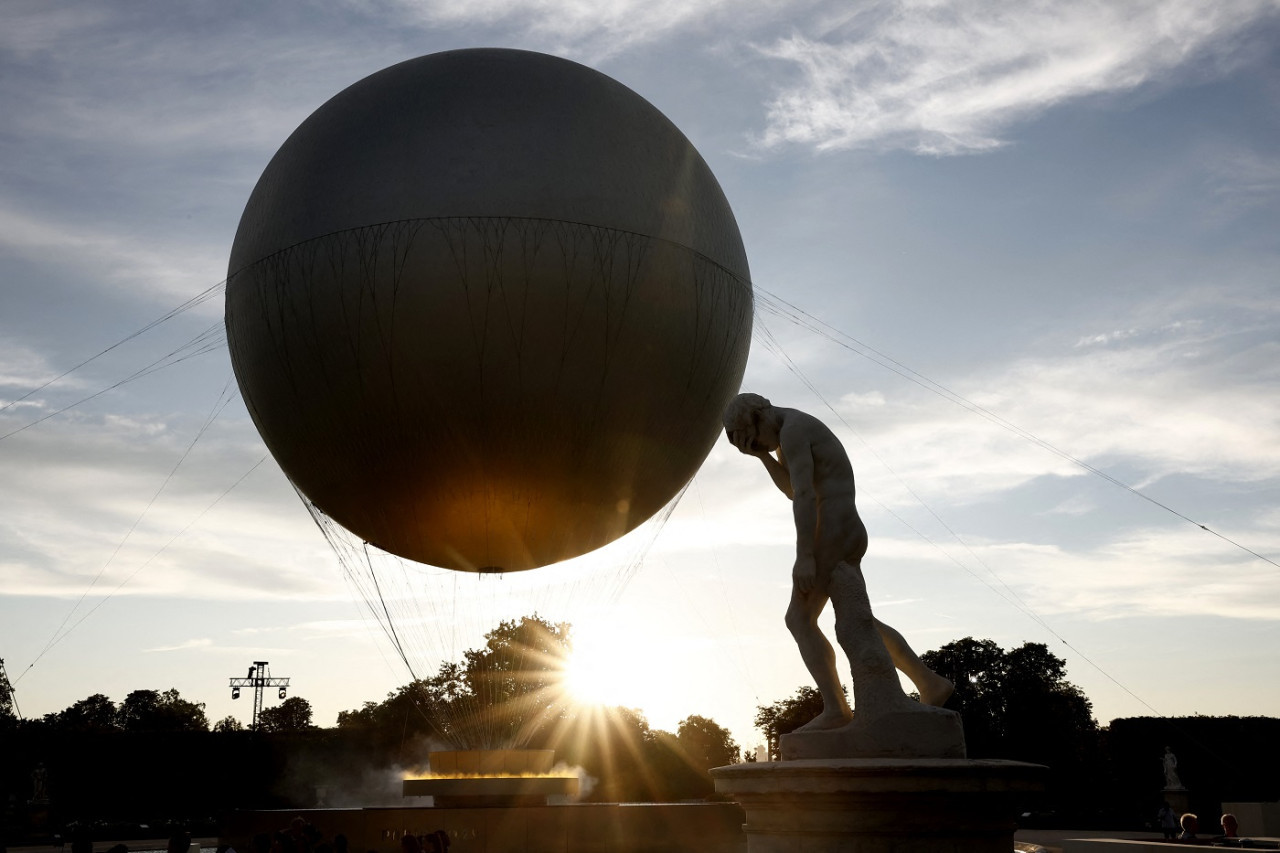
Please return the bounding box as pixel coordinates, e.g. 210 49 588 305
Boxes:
9 840 218 853
1017 829 1180 852
10 830 1158 853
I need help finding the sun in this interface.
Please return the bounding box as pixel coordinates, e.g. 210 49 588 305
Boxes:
563 620 639 709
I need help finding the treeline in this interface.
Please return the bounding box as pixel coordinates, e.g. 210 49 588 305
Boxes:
755 637 1280 827
4 630 1278 836
1 617 741 834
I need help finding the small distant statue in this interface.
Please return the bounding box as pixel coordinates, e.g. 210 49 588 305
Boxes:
31 762 49 802
723 394 962 757
1163 746 1183 789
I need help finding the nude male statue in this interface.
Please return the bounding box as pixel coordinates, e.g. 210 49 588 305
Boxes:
724 393 954 734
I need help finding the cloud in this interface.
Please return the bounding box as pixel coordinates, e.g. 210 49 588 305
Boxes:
755 0 1280 154
375 0 750 60
0 408 345 602
982 521 1280 621
0 204 227 305
145 637 213 652
0 341 62 393
807 283 1280 509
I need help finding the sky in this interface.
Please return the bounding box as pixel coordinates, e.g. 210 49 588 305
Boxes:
2 0 1279 759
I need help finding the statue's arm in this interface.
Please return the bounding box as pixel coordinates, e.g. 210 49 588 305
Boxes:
756 450 793 499
783 431 819 592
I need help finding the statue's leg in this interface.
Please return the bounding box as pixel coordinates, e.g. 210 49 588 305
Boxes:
785 587 853 731
829 560 920 719
875 619 955 707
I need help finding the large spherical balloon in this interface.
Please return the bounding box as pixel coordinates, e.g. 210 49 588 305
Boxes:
225 48 752 572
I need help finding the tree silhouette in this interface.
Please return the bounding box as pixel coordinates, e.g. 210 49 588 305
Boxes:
920 637 1096 764
676 714 740 770
49 693 120 732
212 715 244 732
117 688 208 732
754 686 828 760
257 696 314 733
337 615 573 750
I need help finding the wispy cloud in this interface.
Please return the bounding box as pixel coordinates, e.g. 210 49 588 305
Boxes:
0 204 226 305
377 0 750 60
987 521 1280 621
146 637 213 652
0 412 344 602
755 0 1280 154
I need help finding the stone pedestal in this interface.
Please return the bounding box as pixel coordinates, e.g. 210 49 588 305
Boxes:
781 707 966 760
1161 786 1190 816
711 758 1046 853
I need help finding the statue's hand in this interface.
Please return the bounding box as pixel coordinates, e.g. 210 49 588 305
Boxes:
792 555 817 593
728 428 754 455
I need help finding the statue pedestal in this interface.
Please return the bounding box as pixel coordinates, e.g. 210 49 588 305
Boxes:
1161 786 1190 816
711 758 1045 853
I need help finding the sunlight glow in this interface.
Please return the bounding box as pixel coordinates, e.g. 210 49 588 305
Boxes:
564 619 637 708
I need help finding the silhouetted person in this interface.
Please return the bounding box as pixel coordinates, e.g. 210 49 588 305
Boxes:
1219 813 1239 839
70 824 93 853
167 830 192 853
1158 802 1178 840
1180 812 1199 840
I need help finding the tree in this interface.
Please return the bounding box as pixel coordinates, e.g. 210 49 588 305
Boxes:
456 615 573 747
676 715 740 771
257 696 314 733
118 688 208 732
0 658 16 722
336 615 574 751
212 715 244 732
921 637 1100 815
920 638 1097 763
52 693 121 732
754 686 828 761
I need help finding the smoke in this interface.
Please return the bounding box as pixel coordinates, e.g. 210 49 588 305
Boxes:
547 762 597 803
317 763 431 809
285 733 452 809
281 734 600 808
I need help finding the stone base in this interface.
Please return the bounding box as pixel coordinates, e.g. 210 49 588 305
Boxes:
711 758 1046 853
781 707 966 760
1160 787 1190 817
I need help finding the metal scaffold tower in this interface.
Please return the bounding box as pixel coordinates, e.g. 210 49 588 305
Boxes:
228 660 289 730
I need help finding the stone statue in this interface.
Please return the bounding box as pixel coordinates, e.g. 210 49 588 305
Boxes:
723 394 964 758
31 762 48 802
1163 746 1183 789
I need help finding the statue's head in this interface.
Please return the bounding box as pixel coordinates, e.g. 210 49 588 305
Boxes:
723 393 771 430
723 393 776 455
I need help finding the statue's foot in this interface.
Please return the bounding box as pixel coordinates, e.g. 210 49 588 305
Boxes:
783 702 967 760
918 672 955 708
794 708 854 733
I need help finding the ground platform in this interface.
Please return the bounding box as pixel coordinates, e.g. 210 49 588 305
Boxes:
221 802 745 853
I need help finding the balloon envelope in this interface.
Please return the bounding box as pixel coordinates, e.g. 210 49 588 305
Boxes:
225 48 752 571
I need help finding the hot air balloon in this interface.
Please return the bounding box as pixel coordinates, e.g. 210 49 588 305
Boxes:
225 48 752 572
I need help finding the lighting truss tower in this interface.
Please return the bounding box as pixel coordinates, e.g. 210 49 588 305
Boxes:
228 660 289 730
